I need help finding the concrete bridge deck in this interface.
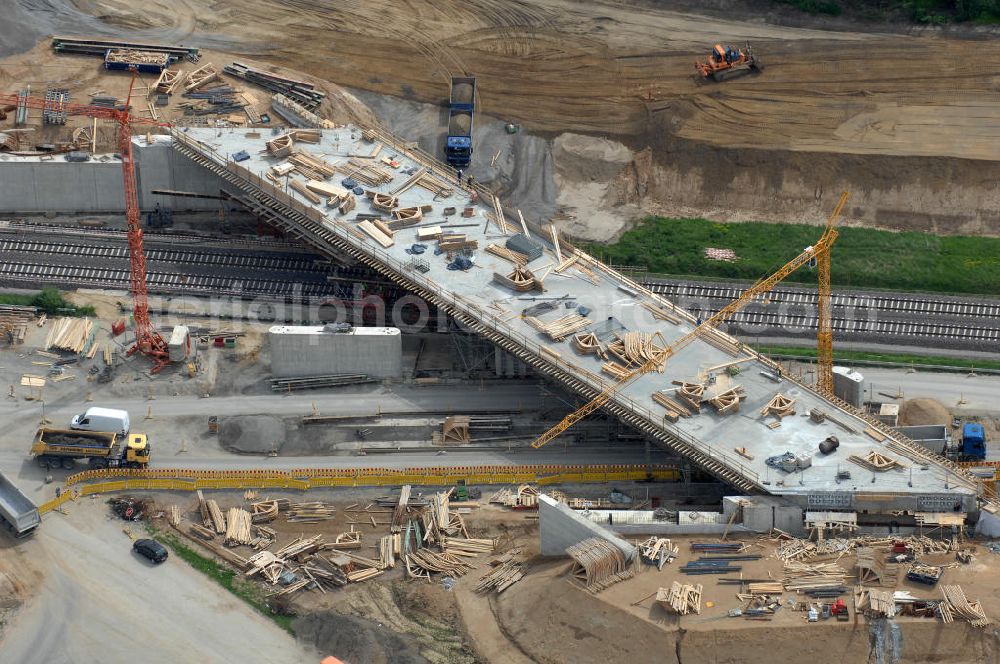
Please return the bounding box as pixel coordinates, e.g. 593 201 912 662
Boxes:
166 126 983 512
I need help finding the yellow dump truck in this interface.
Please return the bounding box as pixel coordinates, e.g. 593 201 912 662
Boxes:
31 428 150 470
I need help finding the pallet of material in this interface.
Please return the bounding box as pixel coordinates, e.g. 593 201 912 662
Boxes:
358 220 394 248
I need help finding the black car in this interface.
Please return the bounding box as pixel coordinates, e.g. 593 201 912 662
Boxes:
133 538 169 564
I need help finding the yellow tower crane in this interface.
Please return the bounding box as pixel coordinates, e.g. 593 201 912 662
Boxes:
531 191 849 449
815 192 849 395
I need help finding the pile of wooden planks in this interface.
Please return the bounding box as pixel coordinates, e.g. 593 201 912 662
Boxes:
761 393 796 420
849 449 906 472
657 582 703 615
652 391 693 422
358 219 394 248
44 317 94 353
526 314 591 341
438 232 477 252
607 332 667 370
746 582 784 595
856 547 898 587
475 549 524 594
940 585 990 627
642 300 680 324
339 160 392 187
392 485 412 531
602 362 631 380
442 537 496 556
486 243 529 265
286 502 337 523
197 491 227 534
405 549 475 578
782 561 847 592
567 537 635 593
289 151 336 180
225 507 253 546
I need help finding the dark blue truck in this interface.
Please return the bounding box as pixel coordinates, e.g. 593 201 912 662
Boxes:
446 76 476 169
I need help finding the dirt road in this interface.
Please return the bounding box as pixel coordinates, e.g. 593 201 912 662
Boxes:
0 504 316 664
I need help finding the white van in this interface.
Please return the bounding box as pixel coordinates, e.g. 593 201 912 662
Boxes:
71 407 130 437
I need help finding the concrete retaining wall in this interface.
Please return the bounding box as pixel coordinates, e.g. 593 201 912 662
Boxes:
0 137 226 214
538 493 637 560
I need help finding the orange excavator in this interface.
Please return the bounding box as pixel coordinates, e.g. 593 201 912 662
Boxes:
695 43 760 81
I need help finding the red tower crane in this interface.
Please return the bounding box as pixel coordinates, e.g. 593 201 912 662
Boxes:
1 70 172 371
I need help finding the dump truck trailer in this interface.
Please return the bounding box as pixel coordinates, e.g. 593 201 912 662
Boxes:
445 76 476 168
0 471 40 537
31 428 150 470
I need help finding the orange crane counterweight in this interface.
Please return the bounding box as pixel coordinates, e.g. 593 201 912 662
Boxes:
0 69 171 371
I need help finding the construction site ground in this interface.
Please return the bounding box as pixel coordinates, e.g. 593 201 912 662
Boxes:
4 1 1000 243
9 489 1000 663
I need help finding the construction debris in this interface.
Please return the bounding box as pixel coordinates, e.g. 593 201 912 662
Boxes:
638 537 679 570
475 549 524 594
607 332 667 370
940 585 991 627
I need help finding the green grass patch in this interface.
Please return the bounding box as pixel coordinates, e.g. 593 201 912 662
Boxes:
753 344 1000 371
0 287 96 316
587 217 1000 296
777 0 843 15
150 527 295 633
773 0 1000 23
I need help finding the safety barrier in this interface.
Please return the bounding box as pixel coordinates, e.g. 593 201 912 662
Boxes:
49 464 680 503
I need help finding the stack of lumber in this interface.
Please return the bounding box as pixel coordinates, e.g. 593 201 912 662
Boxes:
276 535 324 562
197 491 227 534
44 317 95 353
526 314 591 341
854 586 896 618
782 561 847 592
567 537 635 593
940 585 990 627
442 537 496 556
849 449 906 472
431 492 451 529
651 391 693 422
637 537 679 570
657 582 703 615
438 233 477 252
475 549 524 594
189 523 216 540
225 507 253 546
405 549 475 578
571 332 606 358
286 502 337 523
358 220 394 248
167 505 181 527
486 243 529 265
607 332 667 370
392 485 412 531
340 160 392 187
288 151 336 180
761 393 796 419
746 582 784 595
379 535 395 569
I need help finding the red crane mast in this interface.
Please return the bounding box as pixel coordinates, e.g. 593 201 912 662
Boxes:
1 70 171 371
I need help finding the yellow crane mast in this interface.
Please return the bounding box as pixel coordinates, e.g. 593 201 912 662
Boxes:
815 192 849 395
531 192 849 449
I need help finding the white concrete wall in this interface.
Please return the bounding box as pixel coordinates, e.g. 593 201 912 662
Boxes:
538 493 637 559
268 326 402 379
0 137 226 214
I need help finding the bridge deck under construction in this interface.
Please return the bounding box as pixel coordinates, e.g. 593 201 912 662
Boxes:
166 127 981 510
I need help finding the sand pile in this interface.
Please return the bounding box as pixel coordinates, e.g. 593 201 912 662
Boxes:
899 398 951 426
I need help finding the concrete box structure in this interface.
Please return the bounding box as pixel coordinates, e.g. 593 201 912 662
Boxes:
268 325 401 379
168 325 192 362
833 366 864 407
895 424 949 455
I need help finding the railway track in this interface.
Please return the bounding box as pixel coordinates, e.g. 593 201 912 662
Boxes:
3 232 999 347
644 279 1000 320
